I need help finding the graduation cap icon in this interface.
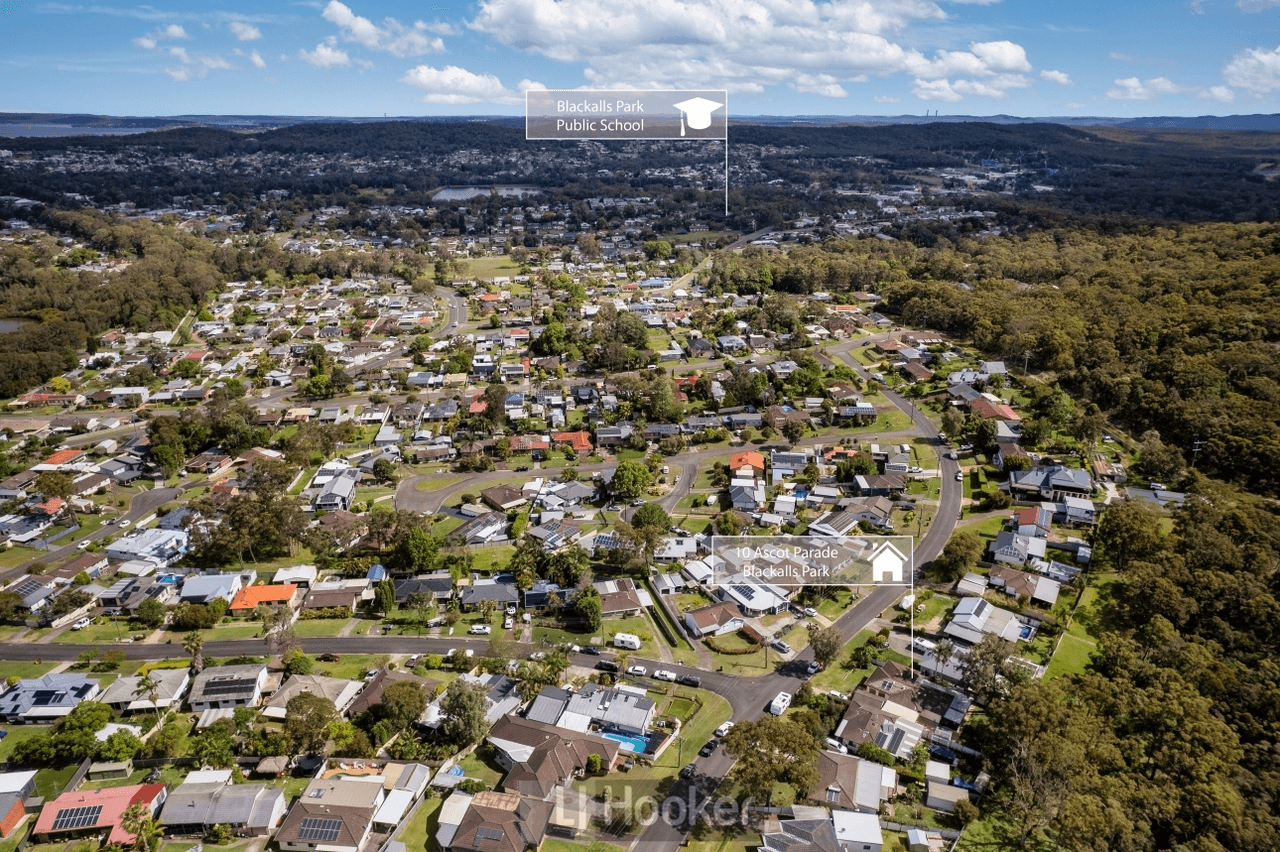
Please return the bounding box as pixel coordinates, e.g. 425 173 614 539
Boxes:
673 96 723 136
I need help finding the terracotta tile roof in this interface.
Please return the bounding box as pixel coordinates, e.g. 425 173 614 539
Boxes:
229 583 298 610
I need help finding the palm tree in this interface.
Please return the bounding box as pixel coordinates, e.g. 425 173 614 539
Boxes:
133 671 161 724
120 804 160 852
182 631 204 673
933 639 955 680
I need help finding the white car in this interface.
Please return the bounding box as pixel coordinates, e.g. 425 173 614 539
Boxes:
71 617 93 631
77 541 90 550
803 607 818 618
529 651 547 661
769 692 792 715
715 721 735 738
503 617 513 629
469 624 492 635
118 519 131 528
626 665 647 677
653 669 676 681
955 470 964 481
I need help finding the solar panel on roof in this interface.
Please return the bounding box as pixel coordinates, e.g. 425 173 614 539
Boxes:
200 678 256 696
14 579 44 597
475 827 504 843
297 817 342 841
52 805 103 831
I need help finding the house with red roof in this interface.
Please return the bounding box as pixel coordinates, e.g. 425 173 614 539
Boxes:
730 451 765 476
552 431 593 455
34 784 167 845
970 398 1021 422
229 583 299 613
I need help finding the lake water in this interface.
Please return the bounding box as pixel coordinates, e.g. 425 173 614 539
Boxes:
0 124 154 138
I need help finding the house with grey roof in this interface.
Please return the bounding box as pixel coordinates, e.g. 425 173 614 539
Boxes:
179 573 242 605
0 673 100 723
188 664 268 711
159 769 286 836
99 669 190 714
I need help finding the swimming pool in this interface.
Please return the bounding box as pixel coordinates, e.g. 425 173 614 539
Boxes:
603 732 650 752
447 765 465 777
1019 624 1034 640
157 574 181 585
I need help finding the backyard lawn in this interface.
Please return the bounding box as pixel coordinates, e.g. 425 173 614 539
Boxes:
395 794 444 852
293 618 353 638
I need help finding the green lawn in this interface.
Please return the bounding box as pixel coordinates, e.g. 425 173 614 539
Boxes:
196 622 266 641
396 795 444 852
469 545 516 573
542 842 627 852
53 619 139 644
311 654 386 680
293 618 353 638
0 661 56 681
461 256 521 280
683 834 763 852
456 744 506 787
33 764 77 799
1045 633 1095 679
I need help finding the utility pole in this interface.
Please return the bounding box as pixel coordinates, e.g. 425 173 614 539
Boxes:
1191 440 1204 468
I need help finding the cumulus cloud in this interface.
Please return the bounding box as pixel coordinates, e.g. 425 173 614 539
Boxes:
1237 0 1280 11
874 94 902 102
1040 69 1072 85
300 37 352 69
1106 76 1182 99
467 0 1033 99
790 73 852 98
132 23 187 49
1202 85 1234 102
402 64 522 104
229 21 262 41
1224 45 1280 94
322 1 444 56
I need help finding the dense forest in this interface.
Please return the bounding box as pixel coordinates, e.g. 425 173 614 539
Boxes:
701 223 1280 494
5 121 1280 227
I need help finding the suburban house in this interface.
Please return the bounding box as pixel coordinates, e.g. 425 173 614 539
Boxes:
262 675 364 720
0 771 36 838
1009 465 1094 501
34 784 167 845
554 683 655 736
925 781 971 814
813 751 898 813
98 669 191 714
394 573 454 604
593 578 646 616
0 674 100 724
179 573 242 605
989 531 1048 566
444 789 551 852
485 715 621 798
346 670 438 719
229 583 299 614
684 601 745 638
942 597 1025 645
459 578 520 610
988 565 1061 608
159 769 286 836
276 776 384 852
188 665 269 711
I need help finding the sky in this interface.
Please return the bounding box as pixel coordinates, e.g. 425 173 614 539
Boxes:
4 0 1280 117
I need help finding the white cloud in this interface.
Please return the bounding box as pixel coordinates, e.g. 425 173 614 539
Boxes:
1065 102 1083 109
1224 45 1280 94
790 73 851 98
164 66 192 82
235 48 267 69
1202 85 1234 102
132 23 187 49
1040 69 1072 85
517 79 546 93
912 79 963 102
300 38 352 69
229 21 262 41
1106 76 1182 99
1237 0 1280 11
874 94 902 102
159 44 234 81
322 1 444 57
402 64 522 104
468 0 1032 97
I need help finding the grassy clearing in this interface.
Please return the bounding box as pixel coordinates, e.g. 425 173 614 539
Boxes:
33 764 77 799
0 661 56 681
1045 633 1094 679
396 794 444 852
293 618 352 638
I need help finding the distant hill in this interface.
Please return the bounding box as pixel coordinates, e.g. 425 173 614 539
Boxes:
4 111 1280 137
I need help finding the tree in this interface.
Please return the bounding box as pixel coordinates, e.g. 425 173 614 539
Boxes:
34 470 78 520
781 418 807 445
934 530 984 582
378 680 429 731
182 631 204 673
120 803 161 852
941 405 965 438
573 587 603 631
630 502 671 531
98 729 143 762
372 457 398 484
807 625 843 669
282 647 313 676
262 604 298 659
960 634 1023 706
392 526 440 575
405 591 436 635
375 579 396 615
1138 429 1184 481
135 598 165 629
132 671 161 723
723 716 820 804
440 679 490 747
1094 499 1162 570
715 510 743 536
285 692 338 755
610 460 653 498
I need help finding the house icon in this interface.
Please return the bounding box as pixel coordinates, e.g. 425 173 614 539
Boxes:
869 541 907 583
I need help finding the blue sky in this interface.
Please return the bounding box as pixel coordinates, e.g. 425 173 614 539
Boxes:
4 0 1280 117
